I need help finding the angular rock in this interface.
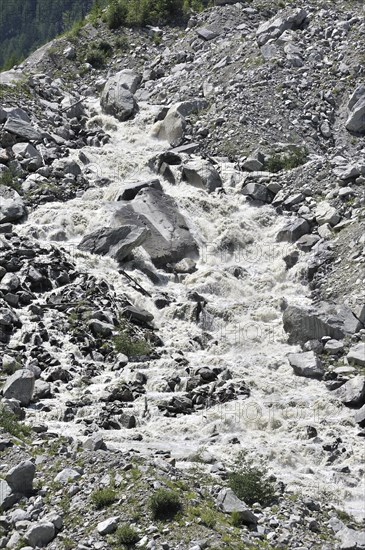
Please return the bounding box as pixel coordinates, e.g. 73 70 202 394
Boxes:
60 96 85 119
324 339 344 355
283 304 361 344
152 110 186 147
182 160 222 193
315 202 340 226
347 343 365 367
4 118 42 141
197 27 219 41
241 182 273 203
97 516 119 535
101 72 139 121
54 468 81 484
117 179 162 201
276 218 310 242
12 143 42 170
111 188 198 268
256 8 307 46
123 305 153 324
83 434 107 451
78 225 148 263
287 351 324 379
348 86 365 111
0 187 26 224
336 526 365 550
2 369 35 406
6 461 35 495
25 522 56 548
334 376 365 407
296 234 320 252
346 96 365 134
216 488 257 524
52 158 81 177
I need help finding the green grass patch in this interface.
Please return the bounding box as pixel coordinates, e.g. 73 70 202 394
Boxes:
114 524 140 547
228 455 276 507
0 405 31 440
91 487 118 509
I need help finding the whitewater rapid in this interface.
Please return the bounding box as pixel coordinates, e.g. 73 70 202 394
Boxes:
19 99 365 519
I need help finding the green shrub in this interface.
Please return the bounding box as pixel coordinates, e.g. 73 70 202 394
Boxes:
106 0 127 29
265 148 307 173
85 48 106 68
0 406 31 439
149 488 182 519
113 321 151 357
115 35 129 51
0 168 20 191
231 510 243 527
114 524 140 547
91 487 117 509
97 40 113 53
228 458 276 507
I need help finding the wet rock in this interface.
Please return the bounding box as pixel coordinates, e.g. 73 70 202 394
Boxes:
347 343 365 367
123 305 153 324
241 182 274 203
112 188 198 268
5 460 35 495
101 72 139 122
60 95 85 119
283 304 361 344
334 376 365 407
117 179 162 201
287 351 324 379
78 225 148 263
354 405 365 428
2 369 35 406
174 258 197 274
276 218 311 242
83 434 107 451
216 488 257 525
182 160 222 193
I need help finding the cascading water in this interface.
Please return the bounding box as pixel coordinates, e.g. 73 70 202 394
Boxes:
19 98 365 520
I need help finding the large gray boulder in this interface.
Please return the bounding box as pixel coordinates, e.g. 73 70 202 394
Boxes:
6 460 35 495
78 225 148 263
0 187 26 224
334 376 365 407
256 8 307 46
216 488 258 525
283 304 361 344
314 202 340 226
101 71 140 121
2 369 35 405
111 188 198 268
241 182 274 203
336 527 365 550
4 117 42 141
287 351 324 379
152 100 208 147
182 160 222 193
355 404 365 428
25 522 56 548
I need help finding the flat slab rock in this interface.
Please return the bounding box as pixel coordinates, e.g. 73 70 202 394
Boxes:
287 351 324 379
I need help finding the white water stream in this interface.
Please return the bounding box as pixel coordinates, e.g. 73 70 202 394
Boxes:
18 99 364 519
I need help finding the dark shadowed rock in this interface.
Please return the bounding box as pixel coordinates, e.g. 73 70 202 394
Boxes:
117 179 162 201
182 160 222 193
78 225 148 263
4 117 42 141
111 188 198 268
334 376 365 407
276 218 310 242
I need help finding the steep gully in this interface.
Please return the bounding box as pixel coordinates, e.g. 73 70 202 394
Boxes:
17 97 364 519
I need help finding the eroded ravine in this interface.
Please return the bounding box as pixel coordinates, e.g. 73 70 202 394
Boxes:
18 98 365 520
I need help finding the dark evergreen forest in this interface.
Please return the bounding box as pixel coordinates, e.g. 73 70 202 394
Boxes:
0 0 95 70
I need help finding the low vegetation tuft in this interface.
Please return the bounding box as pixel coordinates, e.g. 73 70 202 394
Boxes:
149 488 182 519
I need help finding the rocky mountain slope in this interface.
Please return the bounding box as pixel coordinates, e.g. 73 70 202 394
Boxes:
0 1 365 549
